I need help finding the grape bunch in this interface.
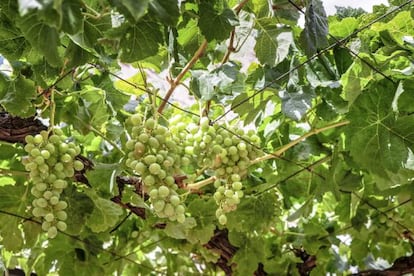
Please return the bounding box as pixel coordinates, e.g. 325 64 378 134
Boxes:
179 116 262 225
125 114 186 223
22 129 83 238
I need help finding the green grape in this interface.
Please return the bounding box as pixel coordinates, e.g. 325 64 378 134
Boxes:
36 182 47 192
153 200 165 212
165 176 175 186
148 137 160 149
59 143 69 153
218 214 227 225
40 150 51 159
126 140 135 150
164 203 175 217
158 186 170 198
56 221 67 231
53 179 67 189
54 201 68 211
149 163 161 175
61 154 72 163
44 213 55 222
49 196 59 205
47 226 58 239
42 221 51 231
214 192 223 201
32 207 46 217
31 187 42 197
130 114 142 126
36 198 48 208
177 214 186 223
33 134 43 145
74 160 84 171
134 162 147 175
56 211 67 221
144 175 155 186
149 189 158 198
232 181 242 190
45 143 55 154
170 195 180 206
175 205 185 214
144 118 156 129
49 135 60 144
143 155 157 165
34 156 45 165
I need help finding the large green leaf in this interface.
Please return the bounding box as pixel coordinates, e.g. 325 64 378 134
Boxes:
254 18 293 67
299 0 328 57
149 0 180 26
109 0 150 22
198 1 239 41
0 8 27 60
61 0 83 35
0 74 36 117
16 12 62 67
347 80 414 176
85 189 123 233
108 21 163 62
0 184 28 252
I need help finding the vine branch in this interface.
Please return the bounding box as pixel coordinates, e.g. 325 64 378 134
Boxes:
157 39 208 114
186 176 216 190
251 120 349 165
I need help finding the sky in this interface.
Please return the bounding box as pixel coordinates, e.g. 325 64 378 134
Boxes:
322 0 389 15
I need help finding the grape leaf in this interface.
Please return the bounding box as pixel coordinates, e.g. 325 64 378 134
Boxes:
0 184 27 252
254 18 293 67
186 198 216 244
16 12 62 67
299 0 328 57
279 87 314 121
226 193 276 232
0 74 36 117
198 2 239 41
164 218 197 240
231 234 265 275
109 0 150 22
149 0 180 26
84 189 123 233
0 8 27 60
329 17 358 38
107 21 163 62
61 0 83 35
347 80 414 176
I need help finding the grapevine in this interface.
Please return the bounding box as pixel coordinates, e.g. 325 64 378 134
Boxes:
22 129 83 238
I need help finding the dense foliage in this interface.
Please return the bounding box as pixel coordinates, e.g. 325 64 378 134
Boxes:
0 0 414 275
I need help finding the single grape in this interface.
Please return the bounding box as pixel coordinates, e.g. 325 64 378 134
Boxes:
149 163 161 175
218 214 227 225
158 186 170 198
56 211 67 221
153 200 165 212
56 221 67 231
47 226 58 239
74 160 84 171
44 213 55 222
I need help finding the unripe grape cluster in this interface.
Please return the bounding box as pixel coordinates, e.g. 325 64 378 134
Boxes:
172 115 262 225
23 129 83 238
125 114 186 223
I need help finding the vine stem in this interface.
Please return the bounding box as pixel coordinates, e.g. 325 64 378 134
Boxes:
75 116 125 154
250 120 350 165
186 176 216 190
0 168 28 176
157 39 208 114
